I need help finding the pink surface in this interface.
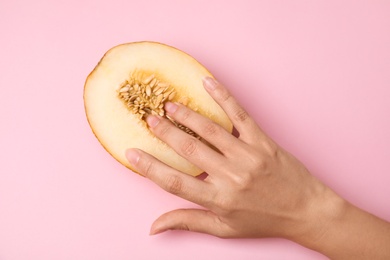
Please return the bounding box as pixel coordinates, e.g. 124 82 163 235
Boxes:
1 1 389 259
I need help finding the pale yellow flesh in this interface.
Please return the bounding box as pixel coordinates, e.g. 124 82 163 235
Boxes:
84 42 232 176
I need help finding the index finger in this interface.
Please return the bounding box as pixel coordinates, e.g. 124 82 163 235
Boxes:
125 148 215 208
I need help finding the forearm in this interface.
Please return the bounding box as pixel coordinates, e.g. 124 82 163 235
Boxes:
296 192 390 259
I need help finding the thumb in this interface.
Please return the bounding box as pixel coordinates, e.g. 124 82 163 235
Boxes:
150 209 229 238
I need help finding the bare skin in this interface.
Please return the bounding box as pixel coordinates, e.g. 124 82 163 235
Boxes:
125 77 390 259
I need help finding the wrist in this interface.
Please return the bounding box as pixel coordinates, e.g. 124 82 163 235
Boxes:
290 183 390 259
288 180 348 249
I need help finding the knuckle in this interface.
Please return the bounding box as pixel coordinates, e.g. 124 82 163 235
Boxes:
219 90 232 103
253 157 269 173
180 138 198 157
251 154 267 168
155 123 170 138
164 175 184 195
203 122 219 136
231 173 254 189
143 160 155 177
233 108 249 122
245 148 268 171
178 223 190 231
255 140 279 159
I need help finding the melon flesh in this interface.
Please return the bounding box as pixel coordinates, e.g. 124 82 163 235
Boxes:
84 42 232 176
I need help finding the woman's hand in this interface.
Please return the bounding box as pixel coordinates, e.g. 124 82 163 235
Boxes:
125 77 390 259
125 77 341 239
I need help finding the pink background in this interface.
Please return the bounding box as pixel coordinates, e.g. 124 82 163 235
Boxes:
1 1 389 259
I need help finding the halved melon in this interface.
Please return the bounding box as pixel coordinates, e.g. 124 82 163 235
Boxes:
84 42 232 176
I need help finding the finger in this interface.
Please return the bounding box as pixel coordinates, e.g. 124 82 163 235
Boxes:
150 209 233 238
145 115 227 174
203 77 266 143
164 102 239 155
126 149 214 207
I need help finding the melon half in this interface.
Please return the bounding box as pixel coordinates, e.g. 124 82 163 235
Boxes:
84 42 232 176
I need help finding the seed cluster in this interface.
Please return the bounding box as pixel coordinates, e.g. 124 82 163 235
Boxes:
118 74 175 118
118 73 199 138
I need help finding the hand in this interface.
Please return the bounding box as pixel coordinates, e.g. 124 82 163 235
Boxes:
125 77 340 239
125 77 390 259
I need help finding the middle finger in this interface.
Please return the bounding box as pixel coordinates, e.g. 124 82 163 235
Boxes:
164 102 239 156
146 115 226 174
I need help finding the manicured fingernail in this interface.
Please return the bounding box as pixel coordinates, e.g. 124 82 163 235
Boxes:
146 115 160 128
164 102 178 114
203 77 218 91
125 149 140 165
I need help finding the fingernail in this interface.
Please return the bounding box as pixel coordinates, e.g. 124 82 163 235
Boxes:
149 227 165 236
164 102 178 114
203 77 218 91
125 149 140 165
146 115 160 128
150 222 167 235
